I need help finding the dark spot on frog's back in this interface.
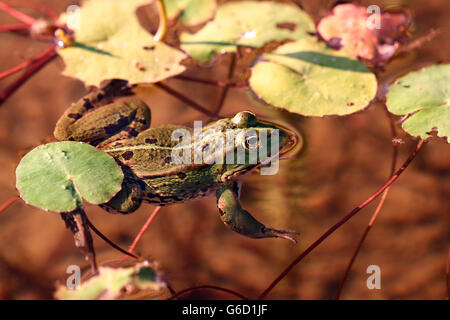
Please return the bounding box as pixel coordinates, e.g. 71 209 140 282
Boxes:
126 127 139 137
163 156 172 165
145 138 158 144
105 116 129 134
83 98 95 110
177 172 186 179
122 151 134 160
68 113 82 120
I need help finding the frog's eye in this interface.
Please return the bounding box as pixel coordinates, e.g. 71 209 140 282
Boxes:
243 133 259 150
232 111 257 127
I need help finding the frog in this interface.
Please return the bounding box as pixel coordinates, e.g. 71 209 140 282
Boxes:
54 80 300 242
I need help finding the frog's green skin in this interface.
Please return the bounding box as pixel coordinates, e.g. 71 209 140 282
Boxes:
54 81 299 242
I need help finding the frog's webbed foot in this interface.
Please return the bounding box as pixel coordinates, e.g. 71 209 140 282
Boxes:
216 183 299 243
261 227 299 244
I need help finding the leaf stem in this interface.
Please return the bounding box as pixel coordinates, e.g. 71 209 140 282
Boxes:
83 213 139 259
0 196 20 214
0 45 56 106
335 107 399 299
0 1 35 25
174 75 248 88
0 44 56 80
154 0 167 41
167 285 249 300
154 82 217 117
213 52 237 115
258 139 425 300
0 23 29 32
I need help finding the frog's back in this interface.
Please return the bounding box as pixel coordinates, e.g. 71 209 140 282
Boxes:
103 125 194 175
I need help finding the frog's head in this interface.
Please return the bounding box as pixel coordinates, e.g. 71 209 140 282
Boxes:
202 111 299 180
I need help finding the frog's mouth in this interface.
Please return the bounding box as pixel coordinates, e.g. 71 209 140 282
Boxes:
279 126 301 160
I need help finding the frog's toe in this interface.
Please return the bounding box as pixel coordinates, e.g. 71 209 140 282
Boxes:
262 227 299 244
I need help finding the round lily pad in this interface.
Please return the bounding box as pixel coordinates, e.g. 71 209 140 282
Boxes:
249 37 377 116
164 0 217 26
386 64 450 141
180 1 315 62
58 0 187 86
16 142 124 213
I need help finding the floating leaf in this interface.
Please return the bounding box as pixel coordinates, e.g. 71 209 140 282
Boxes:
386 64 450 141
164 0 216 26
58 0 187 86
55 261 165 300
180 1 315 62
16 142 124 212
249 37 377 116
317 3 409 64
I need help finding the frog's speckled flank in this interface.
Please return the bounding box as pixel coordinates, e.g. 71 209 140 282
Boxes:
54 83 300 242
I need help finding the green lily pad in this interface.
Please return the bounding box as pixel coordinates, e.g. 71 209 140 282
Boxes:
164 0 216 26
55 261 164 300
386 64 450 141
249 37 377 116
58 0 187 86
180 1 315 62
16 142 124 213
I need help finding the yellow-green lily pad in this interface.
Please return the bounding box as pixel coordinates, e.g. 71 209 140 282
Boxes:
16 142 124 213
180 1 315 62
386 64 450 141
249 37 377 116
55 261 164 300
164 0 216 26
58 0 187 86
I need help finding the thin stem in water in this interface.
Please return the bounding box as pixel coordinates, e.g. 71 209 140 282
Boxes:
258 139 424 299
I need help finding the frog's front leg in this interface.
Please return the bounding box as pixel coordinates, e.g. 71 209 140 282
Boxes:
54 83 150 147
216 183 299 243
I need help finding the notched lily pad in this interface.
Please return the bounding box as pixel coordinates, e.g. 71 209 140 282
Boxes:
55 261 165 300
16 141 124 213
58 0 187 86
180 1 315 62
317 3 409 64
249 37 377 116
164 0 217 26
386 64 450 141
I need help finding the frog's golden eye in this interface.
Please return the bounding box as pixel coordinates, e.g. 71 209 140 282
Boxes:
243 134 259 150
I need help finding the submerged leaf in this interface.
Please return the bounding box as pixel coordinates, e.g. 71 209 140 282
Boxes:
386 64 450 141
249 37 377 116
317 3 409 64
55 261 165 300
16 142 123 212
58 0 186 86
180 1 315 62
164 0 216 26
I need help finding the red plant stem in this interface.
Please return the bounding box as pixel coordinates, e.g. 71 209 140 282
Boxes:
0 196 20 214
128 206 161 254
0 46 56 106
11 0 59 20
335 187 390 299
0 23 28 32
258 139 425 300
213 53 237 115
0 1 35 25
174 75 248 88
335 107 399 299
0 44 56 80
84 214 139 259
154 82 217 117
167 285 249 300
